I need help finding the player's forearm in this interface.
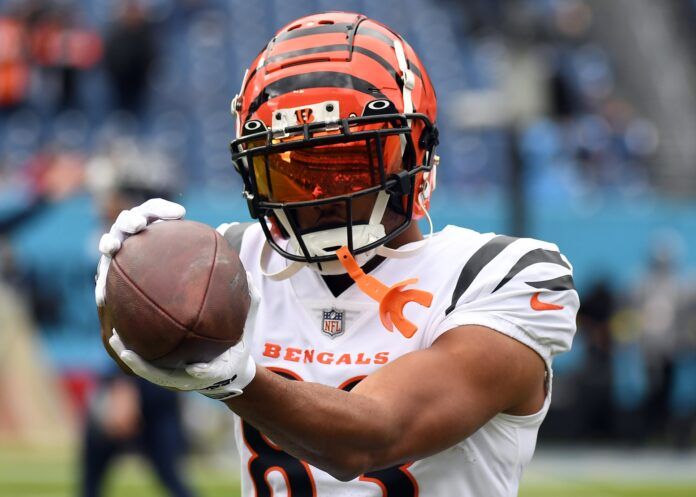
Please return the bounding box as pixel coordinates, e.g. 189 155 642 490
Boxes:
224 366 402 479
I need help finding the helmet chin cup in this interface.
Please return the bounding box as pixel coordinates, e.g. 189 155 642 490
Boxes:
291 224 387 259
294 223 386 276
258 195 434 282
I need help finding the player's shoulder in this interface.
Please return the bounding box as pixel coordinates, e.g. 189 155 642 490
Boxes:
430 224 575 304
427 225 578 361
217 221 265 272
218 221 262 252
429 225 568 266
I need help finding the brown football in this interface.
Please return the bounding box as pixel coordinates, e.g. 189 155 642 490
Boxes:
104 220 249 368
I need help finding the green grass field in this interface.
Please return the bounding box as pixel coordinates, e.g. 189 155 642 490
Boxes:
2 445 695 497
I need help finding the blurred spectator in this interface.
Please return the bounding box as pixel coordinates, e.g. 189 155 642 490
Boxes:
86 136 181 201
633 238 686 440
466 0 506 34
104 1 156 115
609 303 647 444
0 14 31 110
0 1 102 112
82 373 196 497
0 146 88 438
576 278 615 439
670 288 696 449
27 3 102 110
0 145 85 236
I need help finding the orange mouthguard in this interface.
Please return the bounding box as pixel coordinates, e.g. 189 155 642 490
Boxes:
336 246 433 338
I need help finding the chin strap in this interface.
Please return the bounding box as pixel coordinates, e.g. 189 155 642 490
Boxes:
375 198 433 259
336 247 432 338
259 241 306 281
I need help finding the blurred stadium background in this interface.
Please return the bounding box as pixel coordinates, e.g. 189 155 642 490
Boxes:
1 0 696 496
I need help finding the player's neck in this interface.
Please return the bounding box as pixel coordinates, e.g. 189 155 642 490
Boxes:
386 221 424 249
320 222 423 297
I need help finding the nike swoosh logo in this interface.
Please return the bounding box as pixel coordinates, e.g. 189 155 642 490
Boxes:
530 292 564 311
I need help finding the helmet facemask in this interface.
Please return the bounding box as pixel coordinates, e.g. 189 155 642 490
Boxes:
230 103 437 273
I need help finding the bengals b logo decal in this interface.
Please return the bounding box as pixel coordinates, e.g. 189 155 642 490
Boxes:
295 108 314 124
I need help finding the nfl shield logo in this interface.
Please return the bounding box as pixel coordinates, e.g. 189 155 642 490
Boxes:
322 309 345 338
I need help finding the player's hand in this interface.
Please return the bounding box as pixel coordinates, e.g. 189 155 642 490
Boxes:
108 272 260 400
109 332 256 399
95 198 185 307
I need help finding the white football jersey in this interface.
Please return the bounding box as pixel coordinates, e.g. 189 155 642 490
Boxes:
224 223 579 497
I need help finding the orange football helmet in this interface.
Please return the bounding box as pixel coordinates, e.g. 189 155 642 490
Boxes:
230 12 439 272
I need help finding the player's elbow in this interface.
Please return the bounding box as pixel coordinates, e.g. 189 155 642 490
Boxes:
323 431 401 481
323 453 372 482
315 409 404 481
327 468 360 482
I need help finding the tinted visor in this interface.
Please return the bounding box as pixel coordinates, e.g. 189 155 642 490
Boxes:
249 125 405 203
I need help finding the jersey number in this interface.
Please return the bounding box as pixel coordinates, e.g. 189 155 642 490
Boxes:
241 370 418 497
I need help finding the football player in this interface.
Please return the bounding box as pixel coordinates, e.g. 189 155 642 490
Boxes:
96 13 579 497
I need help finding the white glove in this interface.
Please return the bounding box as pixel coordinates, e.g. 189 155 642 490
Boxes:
108 272 260 400
95 198 186 307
